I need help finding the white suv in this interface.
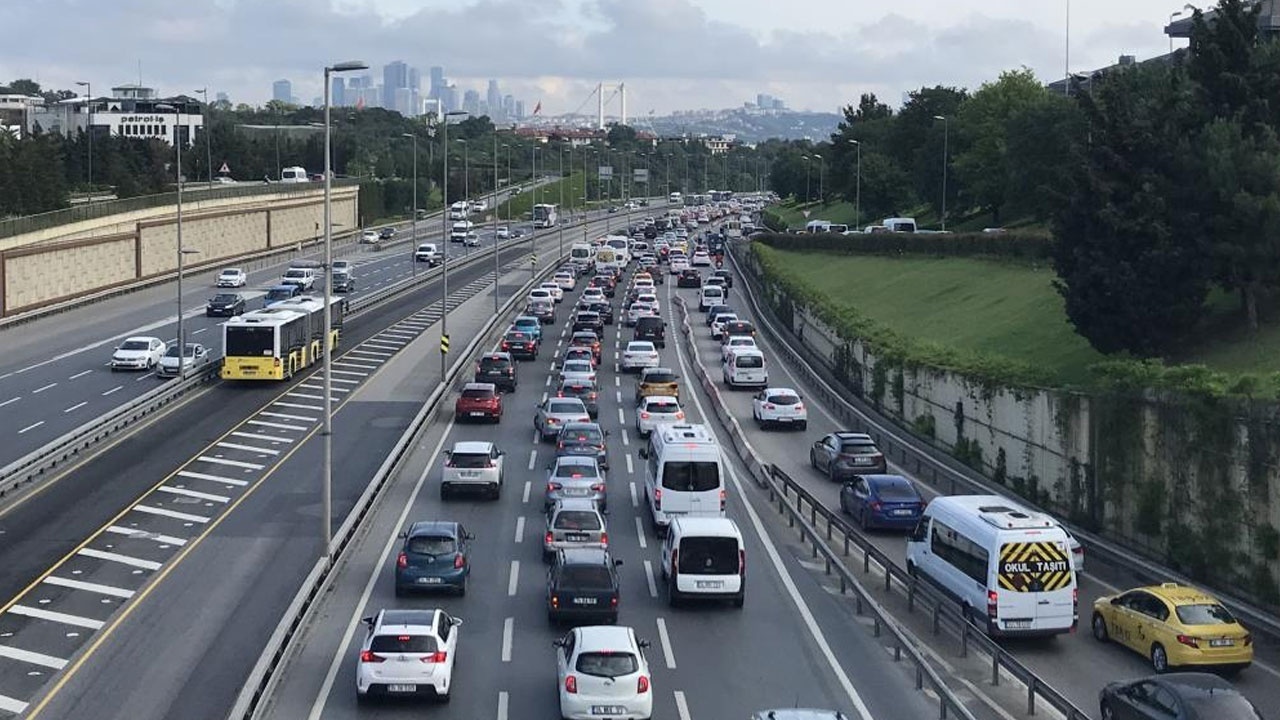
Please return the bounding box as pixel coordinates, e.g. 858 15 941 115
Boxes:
355 608 461 703
751 387 807 430
441 441 505 500
555 625 653 720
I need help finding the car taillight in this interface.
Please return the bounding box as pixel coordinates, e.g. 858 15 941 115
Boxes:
565 675 578 694
590 483 605 492
795 403 804 410
546 417 558 424
397 552 408 569
545 531 554 544
637 676 650 694
675 412 685 420
640 411 651 419
423 651 447 663
869 501 882 512
739 549 746 575
610 595 618 607
360 650 385 663
1176 634 1200 649
454 554 465 569
501 342 510 349
548 481 563 491
600 532 608 546
987 590 999 618
720 488 726 511
763 403 775 410
589 393 597 400
654 488 661 510
551 594 559 608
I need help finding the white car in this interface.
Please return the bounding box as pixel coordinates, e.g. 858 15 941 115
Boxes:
529 288 555 305
216 268 247 288
355 608 461 703
691 250 712 266
710 313 739 340
157 343 209 377
360 230 380 244
111 336 167 371
580 288 606 305
496 226 511 239
463 232 481 247
540 282 565 303
554 271 577 291
559 359 597 385
722 335 758 362
626 303 657 327
555 625 653 720
669 256 690 273
751 388 808 430
634 294 660 313
636 395 684 437
441 441 505 499
621 341 660 372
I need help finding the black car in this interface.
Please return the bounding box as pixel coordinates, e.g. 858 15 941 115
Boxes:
711 269 733 288
634 316 666 348
584 301 614 325
378 226 396 239
572 311 604 335
475 352 518 392
558 379 600 418
1100 673 1264 720
206 293 246 317
721 320 756 338
501 330 540 360
331 271 355 293
677 269 702 288
706 304 733 327
809 432 887 481
546 548 622 625
556 421 609 470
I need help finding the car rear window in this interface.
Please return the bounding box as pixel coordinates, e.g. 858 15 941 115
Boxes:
560 565 615 590
563 362 592 374
734 355 763 369
677 536 739 574
554 511 603 531
661 461 720 492
1175 603 1238 625
562 427 603 445
576 652 638 678
644 371 675 384
1183 692 1262 719
840 441 878 454
554 463 598 479
767 393 800 405
480 357 511 370
407 536 455 555
549 400 584 413
450 452 491 468
462 387 495 399
370 634 438 653
873 480 920 501
647 401 680 414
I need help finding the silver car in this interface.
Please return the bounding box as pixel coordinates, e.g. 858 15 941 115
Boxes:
534 398 591 442
542 498 608 562
558 359 597 386
544 456 607 511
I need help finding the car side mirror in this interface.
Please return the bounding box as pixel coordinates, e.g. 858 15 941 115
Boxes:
465 532 475 540
452 617 464 626
552 638 565 648
361 616 374 627
638 448 648 459
397 531 407 539
498 450 506 456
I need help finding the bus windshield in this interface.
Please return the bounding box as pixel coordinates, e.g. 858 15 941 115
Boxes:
225 326 275 357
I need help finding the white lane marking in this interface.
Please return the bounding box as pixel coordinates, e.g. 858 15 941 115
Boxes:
298 383 349 395
544 376 551 387
635 517 648 549
626 454 634 475
501 617 514 663
8 604 104 630
177 470 248 487
0 693 27 714
258 411 316 422
349 349 393 358
287 392 326 401
196 456 264 470
305 413 454 720
131 504 210 524
655 618 677 669
522 481 531 504
330 376 361 385
527 449 538 470
621 428 630 447
17 421 44 434
616 390 622 403
514 517 525 544
671 296 878 720
363 342 402 351
614 376 620 387
216 441 280 456
644 560 658 597
105 525 187 546
334 360 380 370
674 690 692 720
617 407 625 424
329 369 367 378
63 401 88 413
77 547 162 570
507 560 520 596
156 486 231 503
32 382 57 394
43 576 134 599
0 644 67 670
69 370 92 380
0 397 18 408
232 430 294 444
629 481 638 507
135 373 155 382
496 691 509 720
191 328 208 335
275 401 324 411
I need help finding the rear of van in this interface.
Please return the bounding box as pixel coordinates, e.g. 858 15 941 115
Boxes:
662 518 744 607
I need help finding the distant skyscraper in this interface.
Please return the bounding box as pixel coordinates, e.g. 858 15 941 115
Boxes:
515 100 526 120
441 84 458 113
429 66 445 100
486 80 502 119
463 89 481 116
272 79 292 103
502 94 515 122
383 61 410 112
331 77 346 107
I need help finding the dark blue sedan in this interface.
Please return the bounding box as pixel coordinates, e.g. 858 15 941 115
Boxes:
394 521 472 596
839 475 925 531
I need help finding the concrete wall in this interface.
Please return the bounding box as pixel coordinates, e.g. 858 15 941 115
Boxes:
0 187 358 316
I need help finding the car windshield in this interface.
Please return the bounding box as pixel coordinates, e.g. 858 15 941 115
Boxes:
767 393 800 405
449 452 491 469
407 536 455 555
461 388 495 399
554 511 602 531
873 480 920 501
561 427 603 445
560 565 614 590
163 344 198 358
661 461 720 492
628 343 655 352
120 340 150 351
549 400 584 414
1175 603 1238 625
370 634 438 654
220 270 240 277
576 652 637 678
677 537 739 574
505 332 529 342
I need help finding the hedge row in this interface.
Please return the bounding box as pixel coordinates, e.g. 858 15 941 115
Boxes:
754 230 1052 260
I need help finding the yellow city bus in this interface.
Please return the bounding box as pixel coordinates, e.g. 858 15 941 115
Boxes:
220 296 345 380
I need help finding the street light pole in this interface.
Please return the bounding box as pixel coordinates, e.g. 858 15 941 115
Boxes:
196 88 212 184
813 154 824 203
402 132 418 279
850 140 861 229
531 146 540 277
76 81 92 190
558 143 565 260
933 115 949 232
156 102 194 381
803 156 811 203
320 60 367 559
493 132 501 313
441 110 468 377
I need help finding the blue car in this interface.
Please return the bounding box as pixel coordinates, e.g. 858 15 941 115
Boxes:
839 474 925 531
394 521 473 596
511 315 543 341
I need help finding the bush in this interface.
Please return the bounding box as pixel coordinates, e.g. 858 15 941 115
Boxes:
754 230 1052 261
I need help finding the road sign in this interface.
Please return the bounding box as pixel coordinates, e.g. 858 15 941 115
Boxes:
597 165 613 181
531 254 537 266
441 333 450 354
218 162 230 174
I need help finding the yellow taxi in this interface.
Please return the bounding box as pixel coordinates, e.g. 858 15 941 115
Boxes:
1091 582 1252 673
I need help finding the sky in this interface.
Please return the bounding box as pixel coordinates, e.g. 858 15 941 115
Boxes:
0 0 1192 116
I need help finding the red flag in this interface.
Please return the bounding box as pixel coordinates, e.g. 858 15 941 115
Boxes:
533 101 542 116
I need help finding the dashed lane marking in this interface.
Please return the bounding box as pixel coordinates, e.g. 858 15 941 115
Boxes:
0 645 66 671
42 577 133 599
8 605 104 630
104 526 187 546
274 401 324 412
644 560 658 597
195 456 264 470
656 618 676 669
231 430 294 444
76 548 162 571
176 470 248 487
514 517 525 544
130 505 210 524
215 441 281 456
156 486 231 504
257 412 315 423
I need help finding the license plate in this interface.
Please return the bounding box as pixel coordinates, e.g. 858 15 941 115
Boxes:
695 580 724 589
1004 620 1032 630
592 706 626 715
565 533 588 542
387 684 417 693
566 488 589 496
469 412 486 417
573 597 598 605
892 509 914 516
460 471 478 478
1210 638 1235 647
417 577 443 584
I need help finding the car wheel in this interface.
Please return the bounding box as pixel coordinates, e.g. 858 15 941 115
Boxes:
667 579 680 608
1099 701 1115 720
440 484 450 501
457 576 468 597
798 421 807 431
1091 614 1109 642
732 593 744 609
809 449 817 469
1150 643 1169 673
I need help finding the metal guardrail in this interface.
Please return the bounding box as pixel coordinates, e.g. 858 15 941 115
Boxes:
725 242 1280 651
670 295 980 720
228 247 567 720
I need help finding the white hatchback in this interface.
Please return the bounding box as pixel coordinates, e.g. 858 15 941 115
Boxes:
635 395 684 437
441 441 505 499
356 608 461 703
621 341 660 372
529 288 555 305
721 335 758 362
540 282 565 303
555 625 653 720
554 272 577 291
580 288 606 305
751 387 807 430
710 313 739 340
691 250 712 266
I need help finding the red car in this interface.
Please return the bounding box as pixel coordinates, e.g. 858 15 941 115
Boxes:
569 331 602 364
455 382 502 423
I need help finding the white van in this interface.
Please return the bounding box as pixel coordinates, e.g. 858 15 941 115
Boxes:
449 201 469 221
699 285 725 311
280 266 316 290
603 236 631 266
906 495 1078 637
660 517 745 608
804 220 832 234
569 242 595 267
450 221 473 243
881 217 918 233
722 348 767 389
639 424 725 535
280 166 309 183
414 243 440 266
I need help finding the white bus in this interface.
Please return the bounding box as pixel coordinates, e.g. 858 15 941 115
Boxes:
668 191 683 205
533 203 558 228
639 424 726 535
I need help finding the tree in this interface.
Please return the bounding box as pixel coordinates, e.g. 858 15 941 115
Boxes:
1004 94 1084 221
953 68 1048 225
888 86 968 214
4 78 42 96
854 152 914 221
1051 63 1210 356
606 124 639 150
1187 0 1264 125
853 93 892 122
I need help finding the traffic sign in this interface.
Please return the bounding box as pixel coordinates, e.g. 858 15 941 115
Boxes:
440 333 450 354
219 162 230 174
530 254 537 266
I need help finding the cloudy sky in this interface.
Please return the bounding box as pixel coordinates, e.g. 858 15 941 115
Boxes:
2 0 1189 115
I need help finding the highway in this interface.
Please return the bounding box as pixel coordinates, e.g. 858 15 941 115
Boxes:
252 259 946 720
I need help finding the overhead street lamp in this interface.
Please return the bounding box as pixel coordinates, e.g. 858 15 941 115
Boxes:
440 110 469 377
558 143 566 261
320 59 368 558
849 140 861 229
196 88 213 184
812 154 824 203
933 115 949 232
401 132 419 279
75 81 92 190
154 102 199 383
493 131 501 314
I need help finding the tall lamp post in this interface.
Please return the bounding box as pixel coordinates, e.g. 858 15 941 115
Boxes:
440 110 469 377
493 132 501 313
933 115 949 232
196 88 212 184
802 155 811 204
502 143 511 227
849 140 861 229
813 154 824 203
531 146 540 275
558 143 566 260
75 81 92 190
320 59 367 559
155 102 200 381
401 132 419 279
